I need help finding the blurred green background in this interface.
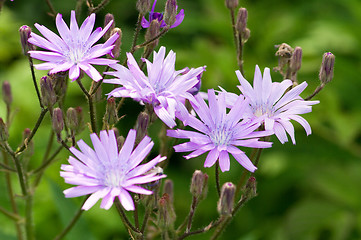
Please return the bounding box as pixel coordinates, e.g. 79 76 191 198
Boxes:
1 0 361 239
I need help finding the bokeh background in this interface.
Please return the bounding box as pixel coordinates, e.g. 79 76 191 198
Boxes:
1 0 361 239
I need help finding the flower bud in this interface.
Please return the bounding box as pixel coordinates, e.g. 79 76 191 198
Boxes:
104 13 115 40
0 118 8 142
290 46 302 73
103 97 118 127
135 112 149 143
75 106 84 134
136 0 151 15
48 72 68 99
190 170 208 199
2 81 12 107
241 28 251 42
158 193 176 229
163 179 174 203
145 19 160 48
225 0 238 9
66 107 78 133
242 176 257 200
236 8 248 34
319 52 335 84
117 135 125 150
19 25 35 55
52 108 64 141
164 0 177 26
217 182 235 216
110 27 122 59
40 76 57 109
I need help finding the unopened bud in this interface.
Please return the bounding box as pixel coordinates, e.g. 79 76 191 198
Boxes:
236 8 248 34
110 28 122 58
290 46 302 73
0 118 8 142
242 176 257 200
104 13 115 40
19 25 35 55
164 0 177 26
136 0 151 14
135 112 149 143
103 97 118 126
190 170 208 199
217 182 235 216
145 20 160 48
66 107 78 132
163 179 174 203
225 0 238 9
158 193 176 229
75 107 84 134
2 81 12 106
40 76 57 109
241 28 251 41
52 108 64 141
319 52 335 84
117 135 125 150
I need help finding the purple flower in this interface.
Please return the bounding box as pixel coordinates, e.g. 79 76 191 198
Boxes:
104 46 205 128
229 65 319 144
141 0 185 28
60 129 166 211
28 10 119 82
167 89 272 172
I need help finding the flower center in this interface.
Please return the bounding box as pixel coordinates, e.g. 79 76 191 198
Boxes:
253 104 273 117
209 126 232 146
103 164 127 187
64 38 88 64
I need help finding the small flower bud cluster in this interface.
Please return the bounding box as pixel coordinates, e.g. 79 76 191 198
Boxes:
319 52 335 84
217 182 236 216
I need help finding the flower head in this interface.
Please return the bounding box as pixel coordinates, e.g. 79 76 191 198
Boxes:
28 10 119 81
167 89 272 172
141 0 184 29
230 65 319 144
60 129 166 211
104 46 205 128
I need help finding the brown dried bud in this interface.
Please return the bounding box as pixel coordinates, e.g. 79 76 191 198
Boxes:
236 8 248 33
66 107 78 132
103 97 118 127
319 52 335 84
135 112 149 143
40 76 57 109
225 0 238 9
190 170 208 199
2 81 12 107
164 0 177 26
0 118 8 142
290 46 302 73
52 108 64 141
145 19 160 48
19 25 35 55
110 27 122 59
217 182 235 216
104 13 115 40
136 0 151 14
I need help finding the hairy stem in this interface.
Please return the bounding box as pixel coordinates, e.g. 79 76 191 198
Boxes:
45 0 57 17
215 163 221 197
305 83 325 101
77 79 97 133
27 56 43 108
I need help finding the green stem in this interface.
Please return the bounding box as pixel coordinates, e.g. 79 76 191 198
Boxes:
27 56 43 108
305 83 325 101
45 0 57 17
135 27 169 50
0 205 22 222
128 13 144 55
115 199 140 233
186 197 198 233
89 0 110 14
77 79 97 133
25 194 34 240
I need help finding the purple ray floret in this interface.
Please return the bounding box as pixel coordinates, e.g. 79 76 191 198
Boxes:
104 46 205 128
167 89 273 172
141 0 185 28
227 65 319 144
28 10 119 81
60 129 166 211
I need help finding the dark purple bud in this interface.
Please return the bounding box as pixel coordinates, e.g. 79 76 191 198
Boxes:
104 13 115 40
217 182 235 216
52 108 64 141
319 52 335 84
2 81 12 106
190 170 208 199
164 0 177 26
19 25 35 55
225 0 238 9
290 46 302 73
135 112 149 143
110 28 122 59
66 107 78 132
236 8 248 34
0 118 8 142
40 76 56 109
137 0 151 14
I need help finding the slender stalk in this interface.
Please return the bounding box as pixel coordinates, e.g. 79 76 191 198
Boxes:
177 217 224 240
186 197 198 233
215 163 221 197
134 197 140 230
77 79 97 133
15 108 48 154
25 194 34 240
0 205 22 222
114 199 140 233
45 0 57 17
27 56 43 108
1 150 23 240
135 27 169 50
54 196 89 240
130 14 144 54
305 83 325 101
0 161 15 172
140 205 151 234
89 0 110 14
